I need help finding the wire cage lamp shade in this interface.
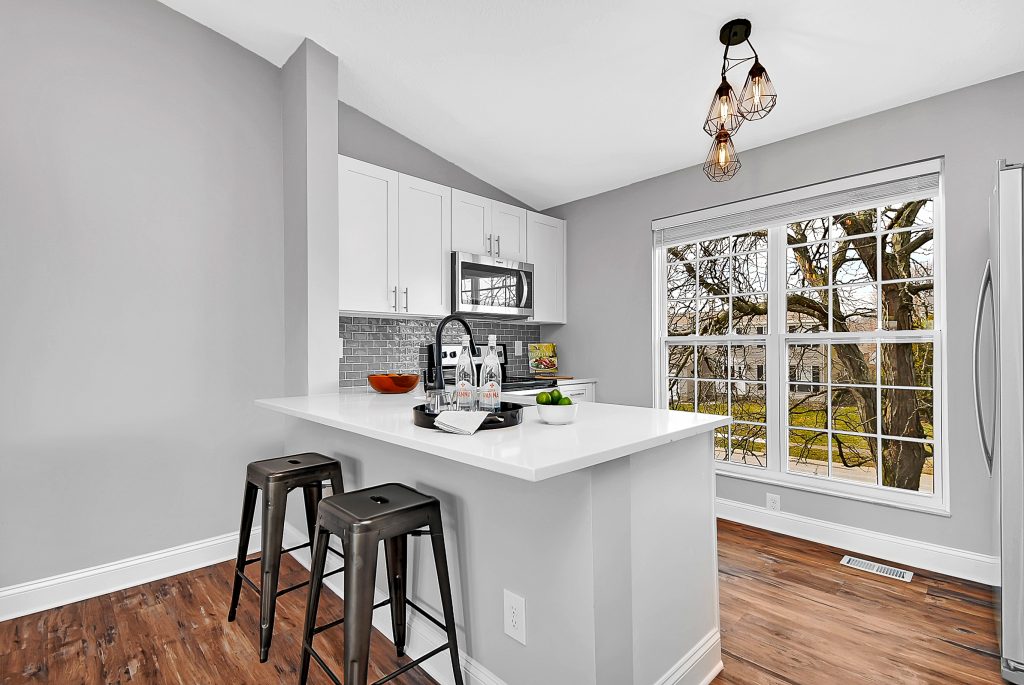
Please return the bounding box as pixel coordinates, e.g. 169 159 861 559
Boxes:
702 79 744 136
703 126 740 182
738 60 777 120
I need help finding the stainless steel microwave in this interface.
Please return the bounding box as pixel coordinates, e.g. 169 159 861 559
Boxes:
451 252 534 319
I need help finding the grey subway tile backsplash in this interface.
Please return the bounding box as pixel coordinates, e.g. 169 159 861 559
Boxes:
339 315 541 388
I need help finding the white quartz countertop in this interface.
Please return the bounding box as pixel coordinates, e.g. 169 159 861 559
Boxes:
256 393 729 482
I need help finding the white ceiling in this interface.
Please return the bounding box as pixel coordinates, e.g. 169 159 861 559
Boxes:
158 0 1024 209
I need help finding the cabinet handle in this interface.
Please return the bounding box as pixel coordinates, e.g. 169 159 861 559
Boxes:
392 286 398 311
487 234 493 255
403 287 409 312
496 235 501 257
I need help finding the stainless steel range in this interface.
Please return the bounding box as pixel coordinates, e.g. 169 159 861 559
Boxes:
425 342 555 392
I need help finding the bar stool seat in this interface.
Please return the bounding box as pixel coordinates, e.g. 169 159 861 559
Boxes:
300 483 465 685
227 452 344 662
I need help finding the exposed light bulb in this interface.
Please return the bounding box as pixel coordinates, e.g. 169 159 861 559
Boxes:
703 79 742 136
738 60 777 121
717 140 727 167
703 125 740 182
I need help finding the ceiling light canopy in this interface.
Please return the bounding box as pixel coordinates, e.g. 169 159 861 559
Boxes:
701 19 778 182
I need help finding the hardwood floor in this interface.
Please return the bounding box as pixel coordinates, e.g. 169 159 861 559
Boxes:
713 520 1002 685
0 553 435 685
0 522 1003 684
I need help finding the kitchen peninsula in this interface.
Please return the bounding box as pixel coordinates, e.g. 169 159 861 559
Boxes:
257 392 729 685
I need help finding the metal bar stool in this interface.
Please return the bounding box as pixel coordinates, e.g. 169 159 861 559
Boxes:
227 452 345 662
299 483 465 685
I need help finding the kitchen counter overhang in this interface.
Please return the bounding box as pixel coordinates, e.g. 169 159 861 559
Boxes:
255 392 730 482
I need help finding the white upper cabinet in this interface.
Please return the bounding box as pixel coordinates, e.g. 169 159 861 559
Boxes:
451 189 491 255
398 174 451 316
491 200 528 262
338 156 398 314
527 211 567 324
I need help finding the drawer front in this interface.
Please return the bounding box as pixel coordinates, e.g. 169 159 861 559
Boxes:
559 383 595 403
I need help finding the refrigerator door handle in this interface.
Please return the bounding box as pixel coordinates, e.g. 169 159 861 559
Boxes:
973 259 994 475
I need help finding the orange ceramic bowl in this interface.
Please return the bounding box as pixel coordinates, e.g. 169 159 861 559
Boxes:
367 373 420 394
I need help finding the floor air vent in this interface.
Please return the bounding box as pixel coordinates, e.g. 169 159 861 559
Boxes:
840 555 914 582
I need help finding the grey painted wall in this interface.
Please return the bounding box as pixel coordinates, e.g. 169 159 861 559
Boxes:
0 0 286 585
339 101 533 210
543 71 1024 557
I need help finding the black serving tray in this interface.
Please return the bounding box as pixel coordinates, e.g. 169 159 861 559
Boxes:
413 402 525 431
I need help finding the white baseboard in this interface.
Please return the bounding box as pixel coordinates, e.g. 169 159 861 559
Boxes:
716 497 1000 586
652 628 723 685
283 524 506 685
0 527 261 622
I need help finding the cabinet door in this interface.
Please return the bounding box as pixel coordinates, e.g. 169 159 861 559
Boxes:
527 211 567 323
451 189 491 255
339 156 399 313
398 174 451 316
491 201 528 262
559 383 596 403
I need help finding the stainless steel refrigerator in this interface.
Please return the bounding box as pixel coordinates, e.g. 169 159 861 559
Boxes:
977 160 1024 682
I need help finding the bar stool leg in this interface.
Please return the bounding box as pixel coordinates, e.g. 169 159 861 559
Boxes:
301 482 323 545
258 481 287 663
429 513 465 685
384 534 408 657
327 467 343 499
299 524 332 685
228 481 258 623
343 530 380 685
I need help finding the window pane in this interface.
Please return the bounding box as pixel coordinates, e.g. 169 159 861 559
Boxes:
667 243 698 263
882 229 933 280
787 218 828 244
833 236 877 285
789 344 827 382
731 423 767 467
787 242 829 289
667 345 695 379
881 280 934 330
832 208 877 239
666 262 697 300
833 284 878 331
881 342 933 388
882 199 933 230
698 258 730 295
699 237 730 258
697 297 729 335
786 290 828 332
831 386 877 434
831 434 878 485
732 293 768 334
830 342 877 385
788 429 828 476
788 384 827 429
697 344 729 379
667 299 696 336
668 378 695 411
732 382 767 423
881 438 934 492
714 427 730 461
881 389 933 440
732 345 767 380
697 380 729 415
733 230 768 252
733 251 768 293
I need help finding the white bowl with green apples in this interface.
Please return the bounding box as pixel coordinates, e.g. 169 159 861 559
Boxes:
535 388 578 425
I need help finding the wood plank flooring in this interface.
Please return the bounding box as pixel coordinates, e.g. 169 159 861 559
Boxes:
0 522 1003 684
712 520 1002 685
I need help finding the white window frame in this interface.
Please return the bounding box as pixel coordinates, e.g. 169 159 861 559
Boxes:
651 161 949 515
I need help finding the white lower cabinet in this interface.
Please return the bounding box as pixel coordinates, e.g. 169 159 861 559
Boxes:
558 381 596 403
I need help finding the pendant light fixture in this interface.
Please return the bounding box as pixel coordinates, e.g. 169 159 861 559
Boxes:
701 19 778 182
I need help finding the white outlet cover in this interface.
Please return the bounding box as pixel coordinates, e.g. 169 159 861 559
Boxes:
766 493 781 512
503 589 526 645
514 340 523 356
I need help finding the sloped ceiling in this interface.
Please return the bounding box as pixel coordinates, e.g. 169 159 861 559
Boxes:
157 0 1024 209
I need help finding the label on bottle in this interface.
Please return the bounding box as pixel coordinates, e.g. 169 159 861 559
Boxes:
455 380 474 408
479 381 501 409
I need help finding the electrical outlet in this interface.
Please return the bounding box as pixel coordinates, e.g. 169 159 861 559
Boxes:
514 340 523 356
766 493 781 512
503 589 526 645
338 338 345 359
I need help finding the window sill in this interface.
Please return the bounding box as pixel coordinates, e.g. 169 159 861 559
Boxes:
714 464 950 517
